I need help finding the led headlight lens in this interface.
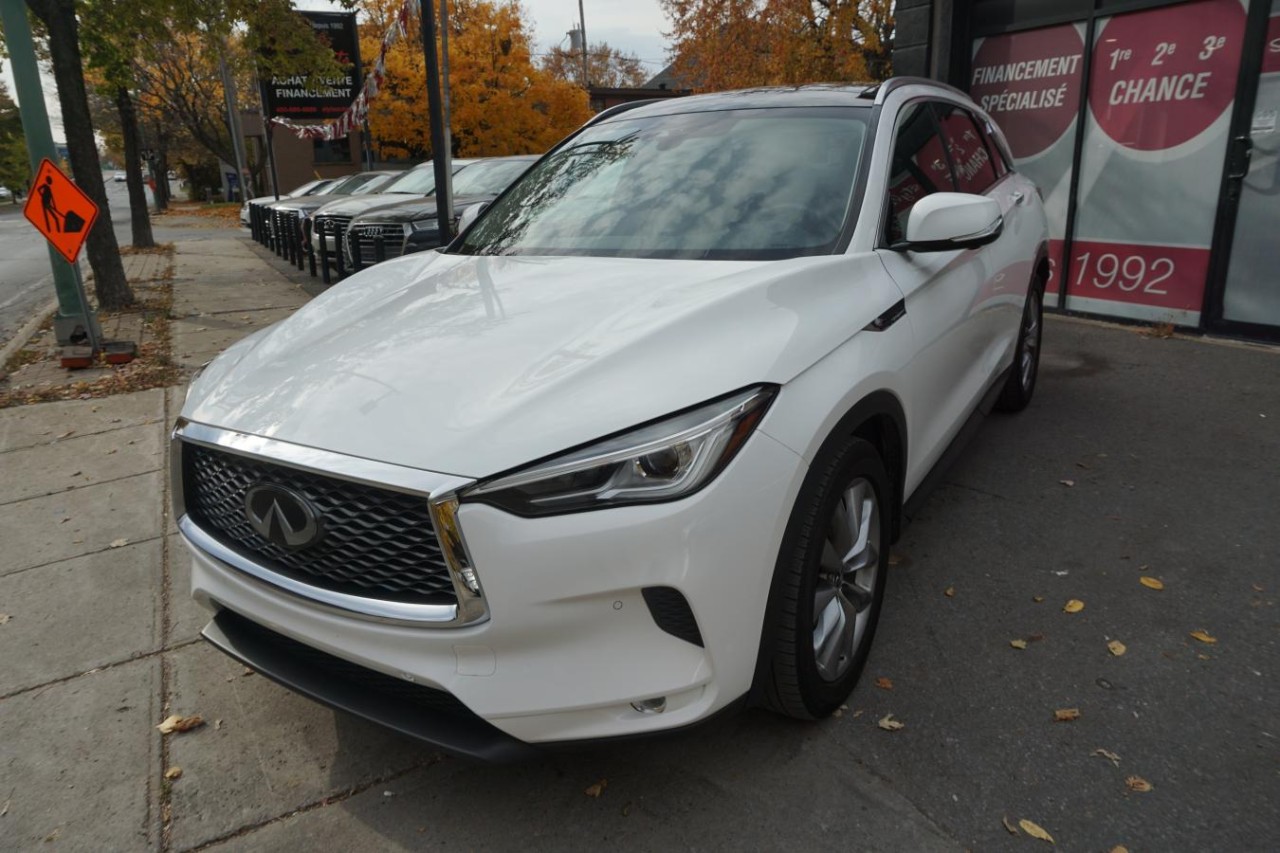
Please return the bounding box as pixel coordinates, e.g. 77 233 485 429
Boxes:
465 386 777 516
410 219 438 232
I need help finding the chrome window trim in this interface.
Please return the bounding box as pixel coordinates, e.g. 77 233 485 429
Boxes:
171 419 487 627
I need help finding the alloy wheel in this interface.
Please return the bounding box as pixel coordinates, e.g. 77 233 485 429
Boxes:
812 478 881 682
1021 289 1041 390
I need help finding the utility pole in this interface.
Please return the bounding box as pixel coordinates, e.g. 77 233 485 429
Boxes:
0 0 100 347
419 0 453 246
578 0 588 88
218 45 249 201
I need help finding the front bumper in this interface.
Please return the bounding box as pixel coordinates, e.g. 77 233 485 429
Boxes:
180 427 804 749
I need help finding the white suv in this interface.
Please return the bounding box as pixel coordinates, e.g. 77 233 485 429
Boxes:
174 79 1048 759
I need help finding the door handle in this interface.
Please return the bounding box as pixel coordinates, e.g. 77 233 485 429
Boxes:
1227 136 1253 180
1011 191 1026 205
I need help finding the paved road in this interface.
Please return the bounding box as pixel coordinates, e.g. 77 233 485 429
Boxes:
0 177 218 346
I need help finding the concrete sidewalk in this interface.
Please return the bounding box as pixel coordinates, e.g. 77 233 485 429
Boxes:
1 236 1275 851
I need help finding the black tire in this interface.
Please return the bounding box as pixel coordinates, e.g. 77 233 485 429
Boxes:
757 436 892 719
994 282 1044 413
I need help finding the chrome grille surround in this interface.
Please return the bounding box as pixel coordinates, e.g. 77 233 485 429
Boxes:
172 420 486 626
347 222 408 264
312 214 352 253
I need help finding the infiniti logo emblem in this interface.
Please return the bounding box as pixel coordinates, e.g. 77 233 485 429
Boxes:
244 484 322 550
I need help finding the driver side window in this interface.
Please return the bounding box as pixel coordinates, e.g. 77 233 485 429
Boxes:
884 102 955 245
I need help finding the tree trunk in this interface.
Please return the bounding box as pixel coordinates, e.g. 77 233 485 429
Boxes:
154 147 170 211
26 0 134 309
115 86 154 248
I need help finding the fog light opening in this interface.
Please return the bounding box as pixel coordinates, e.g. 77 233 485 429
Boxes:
630 696 667 714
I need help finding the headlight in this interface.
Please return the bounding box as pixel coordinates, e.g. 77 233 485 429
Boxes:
410 219 437 232
465 385 777 516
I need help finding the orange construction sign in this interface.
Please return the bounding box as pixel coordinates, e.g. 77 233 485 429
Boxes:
23 158 100 264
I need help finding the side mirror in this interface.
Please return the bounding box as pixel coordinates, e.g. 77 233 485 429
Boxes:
900 192 1002 252
456 201 489 237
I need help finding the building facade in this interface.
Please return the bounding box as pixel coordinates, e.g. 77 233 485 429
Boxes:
895 0 1280 340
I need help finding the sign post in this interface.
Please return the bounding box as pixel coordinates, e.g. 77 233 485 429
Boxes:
23 159 106 361
0 0 101 347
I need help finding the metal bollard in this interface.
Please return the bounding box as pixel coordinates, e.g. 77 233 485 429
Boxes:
293 215 305 270
374 235 386 264
335 228 347 280
350 233 364 273
273 211 283 257
318 220 331 285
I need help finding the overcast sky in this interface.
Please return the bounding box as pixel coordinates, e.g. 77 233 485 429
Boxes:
1 0 673 144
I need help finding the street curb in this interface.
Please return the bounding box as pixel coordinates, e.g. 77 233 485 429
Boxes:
0 298 58 371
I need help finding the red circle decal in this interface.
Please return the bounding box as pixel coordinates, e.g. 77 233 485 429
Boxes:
1088 0 1245 151
970 25 1086 159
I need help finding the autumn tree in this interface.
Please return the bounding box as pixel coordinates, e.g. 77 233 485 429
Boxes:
540 41 648 88
360 0 591 159
660 0 894 92
24 0 133 308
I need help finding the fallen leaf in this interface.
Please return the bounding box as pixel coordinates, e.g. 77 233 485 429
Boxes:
1109 847 1130 853
1059 479 1075 487
878 713 905 732
1125 775 1153 793
109 538 129 549
1027 633 1046 643
1063 599 1085 613
1197 654 1211 660
157 714 205 734
215 719 223 731
44 828 61 843
1253 583 1264 593
1092 747 1121 767
1189 630 1217 644
888 552 904 566
1002 816 1019 835
1139 576 1164 590
1108 640 1127 656
1075 461 1091 469
1018 819 1054 843
874 677 893 690
584 779 607 798
0 613 10 625
1010 639 1028 650
1053 708 1081 722
56 430 74 439
1032 595 1045 603
164 766 183 780
944 586 956 598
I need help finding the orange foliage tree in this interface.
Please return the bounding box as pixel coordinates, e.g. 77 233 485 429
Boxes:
659 0 894 92
360 0 592 158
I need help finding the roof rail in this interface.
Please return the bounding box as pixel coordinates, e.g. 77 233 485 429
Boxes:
872 76 969 105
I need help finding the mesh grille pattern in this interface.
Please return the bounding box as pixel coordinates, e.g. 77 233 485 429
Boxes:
348 223 406 264
183 444 457 604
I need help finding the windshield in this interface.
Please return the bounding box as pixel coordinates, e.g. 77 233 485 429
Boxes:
452 159 534 196
288 180 326 197
382 160 473 195
454 108 868 260
327 172 387 195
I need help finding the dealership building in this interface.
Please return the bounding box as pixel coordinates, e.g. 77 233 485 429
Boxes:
894 0 1280 339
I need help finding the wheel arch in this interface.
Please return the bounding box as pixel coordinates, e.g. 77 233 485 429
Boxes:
823 390 909 543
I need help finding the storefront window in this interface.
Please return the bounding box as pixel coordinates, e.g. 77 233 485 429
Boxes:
971 23 1087 295
1067 0 1246 324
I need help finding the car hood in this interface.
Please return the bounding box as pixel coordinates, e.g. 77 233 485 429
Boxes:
350 193 493 224
185 251 900 478
309 193 418 219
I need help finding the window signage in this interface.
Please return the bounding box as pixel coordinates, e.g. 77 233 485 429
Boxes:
971 24 1086 295
1069 0 1246 323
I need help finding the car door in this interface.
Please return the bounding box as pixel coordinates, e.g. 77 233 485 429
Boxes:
932 102 1036 380
876 100 998 487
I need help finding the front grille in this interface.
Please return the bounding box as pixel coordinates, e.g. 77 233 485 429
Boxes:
183 444 457 605
347 222 406 265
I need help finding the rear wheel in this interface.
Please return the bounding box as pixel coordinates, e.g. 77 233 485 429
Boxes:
995 283 1043 413
758 437 891 719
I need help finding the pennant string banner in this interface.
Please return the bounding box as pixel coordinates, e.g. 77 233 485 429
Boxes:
271 0 419 141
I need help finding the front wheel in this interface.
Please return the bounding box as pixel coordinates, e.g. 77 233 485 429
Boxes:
994 283 1043 413
757 437 891 719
